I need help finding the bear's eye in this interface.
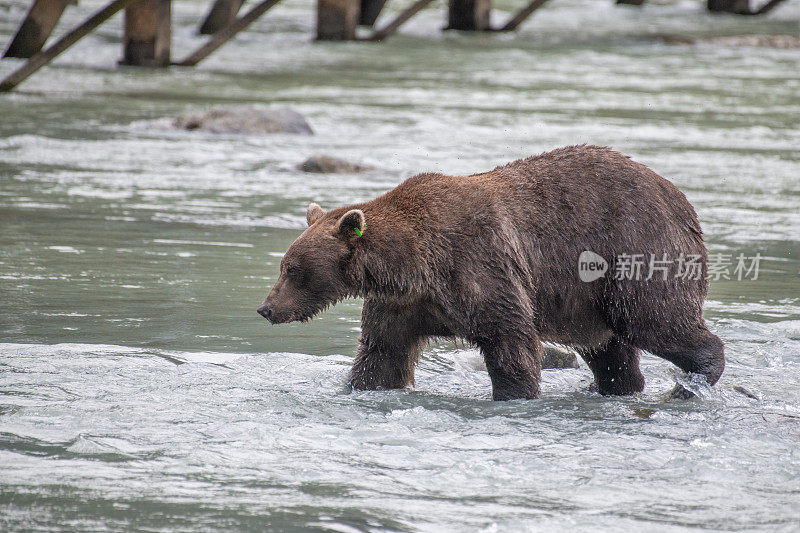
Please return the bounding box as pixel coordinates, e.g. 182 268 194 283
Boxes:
286 265 302 279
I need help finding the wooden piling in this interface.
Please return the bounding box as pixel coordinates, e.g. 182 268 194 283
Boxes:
446 0 491 31
707 0 750 12
750 0 788 14
708 0 788 14
0 0 141 92
494 0 549 32
3 0 71 58
121 0 171 66
175 0 282 66
199 0 244 34
359 0 388 26
368 0 436 41
316 0 360 40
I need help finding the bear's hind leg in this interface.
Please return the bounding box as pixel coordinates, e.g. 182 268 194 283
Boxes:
579 336 645 396
635 323 725 387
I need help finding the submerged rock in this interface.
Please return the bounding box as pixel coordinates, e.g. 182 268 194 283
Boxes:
631 407 656 419
659 34 800 49
297 155 373 174
667 383 696 400
173 106 313 135
733 385 760 400
542 346 580 369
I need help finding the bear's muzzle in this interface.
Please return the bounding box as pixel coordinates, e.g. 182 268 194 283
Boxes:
256 303 273 323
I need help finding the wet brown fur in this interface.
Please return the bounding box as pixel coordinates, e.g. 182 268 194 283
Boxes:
259 145 725 400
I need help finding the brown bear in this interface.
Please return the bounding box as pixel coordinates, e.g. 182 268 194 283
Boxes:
257 145 725 400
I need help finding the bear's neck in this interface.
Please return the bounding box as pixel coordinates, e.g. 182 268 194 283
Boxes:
349 220 429 300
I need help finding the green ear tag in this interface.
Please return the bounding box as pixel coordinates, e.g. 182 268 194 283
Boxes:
354 224 364 237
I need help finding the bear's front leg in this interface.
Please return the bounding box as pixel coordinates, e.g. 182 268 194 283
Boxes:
348 298 427 391
477 334 543 401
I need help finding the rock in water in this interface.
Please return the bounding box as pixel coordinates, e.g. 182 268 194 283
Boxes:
668 383 696 400
297 155 373 174
631 407 656 419
733 385 759 400
542 346 580 369
173 106 313 135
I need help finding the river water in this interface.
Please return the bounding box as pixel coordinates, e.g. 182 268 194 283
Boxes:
1 0 799 530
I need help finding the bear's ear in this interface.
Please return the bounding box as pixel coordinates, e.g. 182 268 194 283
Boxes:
306 202 325 226
336 209 366 240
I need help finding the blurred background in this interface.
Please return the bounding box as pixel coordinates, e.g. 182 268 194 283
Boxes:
1 0 799 530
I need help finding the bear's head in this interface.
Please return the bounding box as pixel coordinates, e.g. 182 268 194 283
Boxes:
257 202 365 324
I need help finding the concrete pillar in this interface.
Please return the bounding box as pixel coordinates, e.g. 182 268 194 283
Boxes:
707 0 750 13
121 0 171 66
316 0 360 40
446 0 491 31
359 0 388 26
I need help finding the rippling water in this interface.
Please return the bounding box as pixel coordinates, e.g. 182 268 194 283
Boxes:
1 0 799 530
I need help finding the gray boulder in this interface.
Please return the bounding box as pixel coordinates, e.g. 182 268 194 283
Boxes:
297 155 373 174
173 106 313 135
542 346 580 369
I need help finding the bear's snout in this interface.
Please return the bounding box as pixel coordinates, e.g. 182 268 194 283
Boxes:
257 293 295 324
256 303 273 323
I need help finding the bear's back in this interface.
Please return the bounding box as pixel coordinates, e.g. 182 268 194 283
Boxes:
382 145 701 249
